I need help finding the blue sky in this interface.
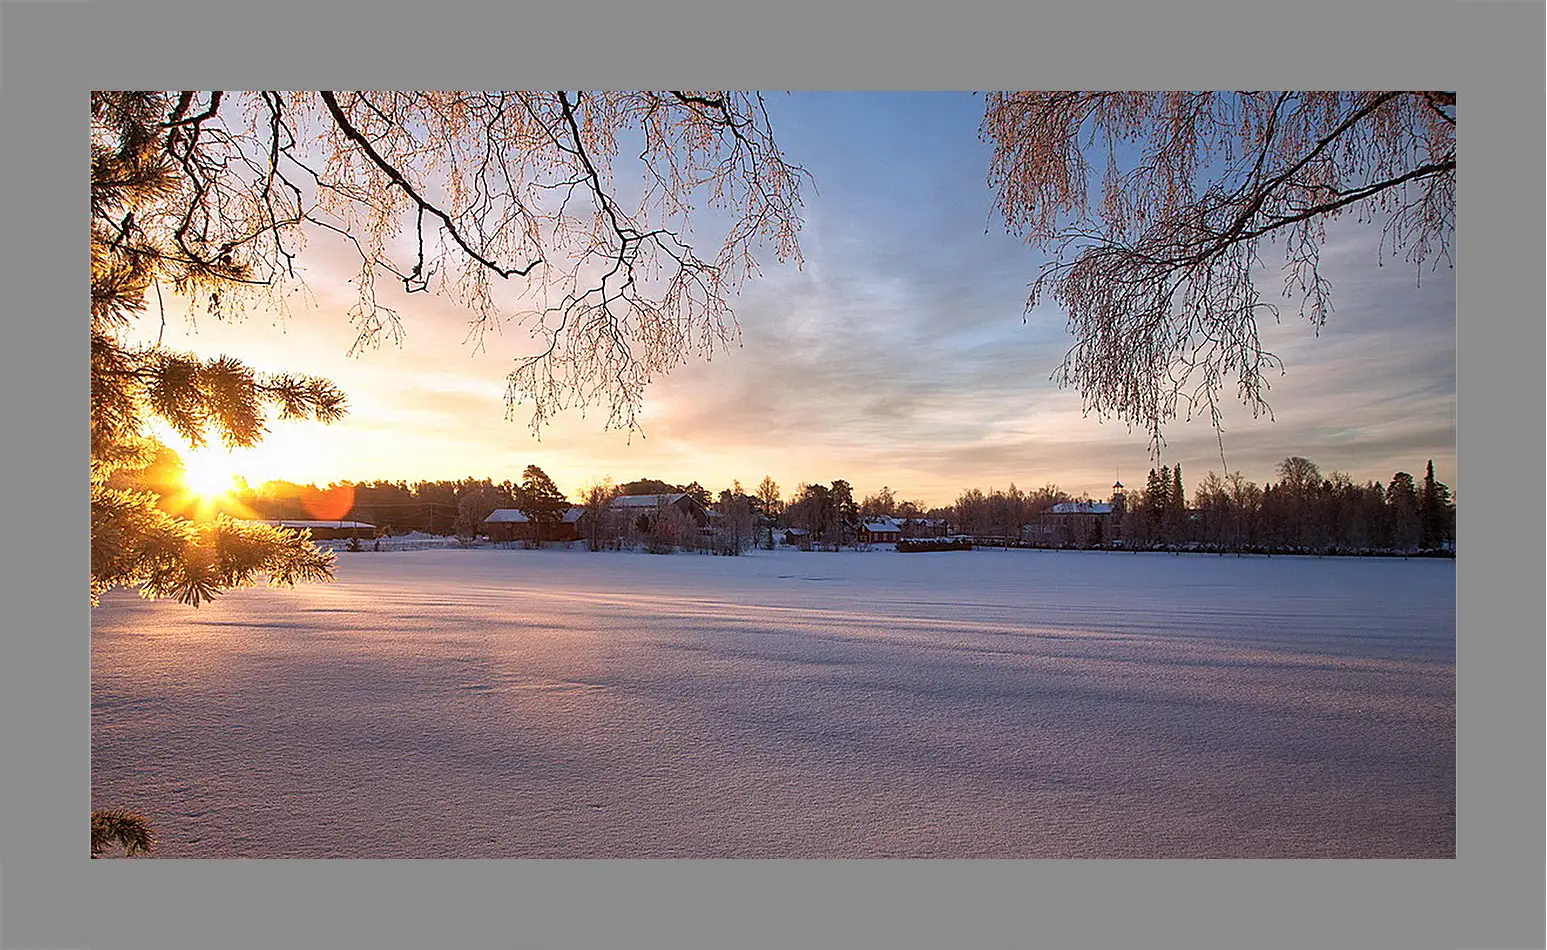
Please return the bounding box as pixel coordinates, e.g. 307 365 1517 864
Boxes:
139 92 1457 508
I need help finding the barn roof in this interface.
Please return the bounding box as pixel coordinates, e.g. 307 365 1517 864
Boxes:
1047 501 1113 515
485 507 586 524
862 520 901 532
483 509 530 523
610 493 689 508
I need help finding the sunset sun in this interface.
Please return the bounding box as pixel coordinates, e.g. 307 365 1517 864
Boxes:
179 448 241 499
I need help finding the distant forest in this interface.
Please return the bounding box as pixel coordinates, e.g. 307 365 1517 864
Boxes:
123 448 1456 557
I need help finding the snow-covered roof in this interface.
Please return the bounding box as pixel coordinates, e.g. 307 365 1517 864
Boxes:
256 519 375 529
862 520 901 532
610 493 688 508
1047 502 1113 515
483 509 530 523
485 507 585 524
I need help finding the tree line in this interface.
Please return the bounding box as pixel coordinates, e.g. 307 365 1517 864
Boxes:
1122 457 1455 554
134 447 1454 558
949 456 1455 556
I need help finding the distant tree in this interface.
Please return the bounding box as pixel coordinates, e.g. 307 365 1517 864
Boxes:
411 481 460 535
1385 472 1422 550
715 487 756 555
681 481 714 509
618 478 681 497
755 476 783 522
1143 467 1170 529
859 486 897 518
579 478 622 551
789 482 834 547
518 465 569 542
647 497 696 554
983 91 1455 448
453 479 513 540
830 480 858 544
1274 456 1325 549
1166 464 1188 542
954 487 989 537
1275 457 1321 497
1418 460 1455 549
1026 483 1069 514
1225 471 1263 548
1193 471 1230 546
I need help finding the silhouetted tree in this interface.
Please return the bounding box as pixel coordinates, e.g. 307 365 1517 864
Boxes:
1386 472 1422 550
681 481 714 509
518 465 569 542
1419 460 1455 549
618 478 682 497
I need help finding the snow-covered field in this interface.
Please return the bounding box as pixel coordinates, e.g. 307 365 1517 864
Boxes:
91 546 1455 858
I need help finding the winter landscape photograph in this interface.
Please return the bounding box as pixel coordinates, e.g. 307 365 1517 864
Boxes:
90 90 1457 860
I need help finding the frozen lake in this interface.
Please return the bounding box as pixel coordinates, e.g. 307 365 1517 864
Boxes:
91 546 1455 858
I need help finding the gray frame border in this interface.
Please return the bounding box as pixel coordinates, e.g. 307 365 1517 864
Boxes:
2 1 1540 948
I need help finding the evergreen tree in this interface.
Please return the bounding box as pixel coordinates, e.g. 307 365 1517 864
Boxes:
830 480 858 543
1386 472 1422 550
1167 464 1187 542
518 465 569 540
92 93 346 609
681 481 714 509
90 808 155 859
1419 460 1455 549
1144 467 1170 529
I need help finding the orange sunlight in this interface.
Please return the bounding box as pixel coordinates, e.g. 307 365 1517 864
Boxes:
180 447 242 499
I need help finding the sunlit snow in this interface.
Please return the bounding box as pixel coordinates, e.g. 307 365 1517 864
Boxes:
91 546 1455 858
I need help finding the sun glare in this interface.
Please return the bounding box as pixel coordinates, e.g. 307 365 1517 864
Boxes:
180 448 241 499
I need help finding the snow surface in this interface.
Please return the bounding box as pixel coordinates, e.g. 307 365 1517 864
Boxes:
91 546 1455 858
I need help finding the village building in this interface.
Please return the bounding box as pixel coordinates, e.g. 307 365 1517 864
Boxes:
482 507 586 543
1022 500 1117 546
608 492 709 529
857 516 903 544
898 517 949 539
